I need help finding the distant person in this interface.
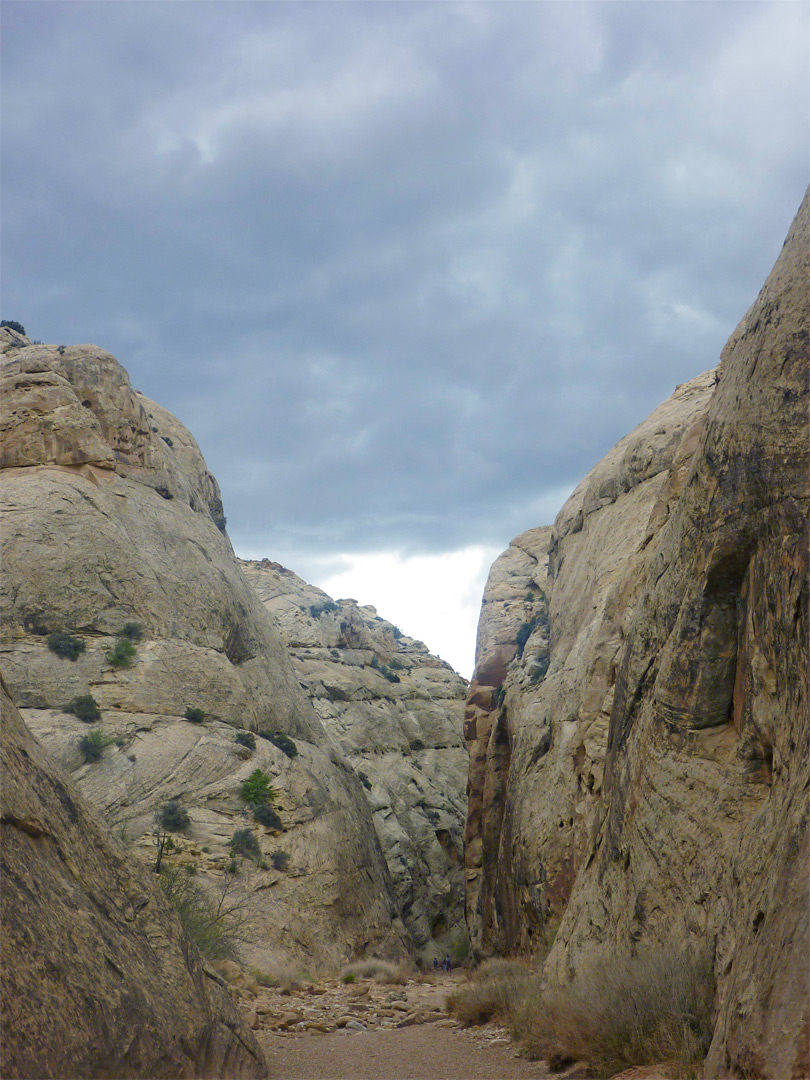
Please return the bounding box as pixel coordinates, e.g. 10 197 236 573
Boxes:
443 954 451 972
433 956 438 970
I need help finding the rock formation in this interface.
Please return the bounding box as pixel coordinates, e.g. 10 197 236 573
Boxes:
1 676 266 1079
241 559 469 960
465 189 809 1078
0 332 408 974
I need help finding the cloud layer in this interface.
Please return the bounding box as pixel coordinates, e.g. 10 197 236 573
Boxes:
3 1 808 566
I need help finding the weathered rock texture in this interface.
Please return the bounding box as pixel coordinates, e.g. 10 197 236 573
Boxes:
0 332 408 974
0 677 266 1079
465 189 809 1079
241 559 469 960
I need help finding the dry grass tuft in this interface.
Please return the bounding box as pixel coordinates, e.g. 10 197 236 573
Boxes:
251 967 314 992
510 943 714 1079
446 958 535 1027
340 958 411 984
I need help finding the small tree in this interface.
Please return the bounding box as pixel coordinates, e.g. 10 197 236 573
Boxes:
235 731 256 750
120 621 143 641
270 850 290 872
78 729 113 762
48 631 85 661
160 799 191 833
1 320 26 336
231 828 261 862
184 706 205 723
240 769 275 806
107 637 136 668
65 694 101 722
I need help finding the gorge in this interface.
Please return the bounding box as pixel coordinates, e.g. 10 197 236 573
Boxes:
1 188 807 1079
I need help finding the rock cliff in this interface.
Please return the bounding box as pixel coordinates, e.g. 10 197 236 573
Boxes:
0 332 407 974
1 676 266 1079
465 189 809 1078
241 559 469 960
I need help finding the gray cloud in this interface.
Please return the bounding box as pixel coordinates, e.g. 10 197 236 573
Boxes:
3 0 808 562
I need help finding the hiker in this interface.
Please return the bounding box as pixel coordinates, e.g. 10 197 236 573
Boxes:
443 954 451 972
433 956 438 970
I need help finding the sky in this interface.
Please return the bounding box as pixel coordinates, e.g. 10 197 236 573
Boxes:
2 1 808 677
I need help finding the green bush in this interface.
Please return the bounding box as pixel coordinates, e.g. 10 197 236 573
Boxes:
235 731 256 750
258 730 298 758
252 803 282 830
270 850 290 871
120 621 143 641
158 866 241 962
106 637 136 668
160 800 191 833
48 631 85 661
231 828 261 862
309 601 339 618
391 626 403 639
78 729 114 762
357 770 373 791
184 706 205 723
1 320 26 336
240 768 275 805
65 694 101 722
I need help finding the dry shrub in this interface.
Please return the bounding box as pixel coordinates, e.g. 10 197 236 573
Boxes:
446 959 535 1027
340 958 411 984
511 943 714 1079
252 967 314 992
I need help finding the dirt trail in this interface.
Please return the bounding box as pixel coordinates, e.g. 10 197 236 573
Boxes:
246 971 554 1080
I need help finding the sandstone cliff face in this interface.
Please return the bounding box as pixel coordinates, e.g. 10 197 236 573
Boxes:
465 371 716 955
466 191 809 1079
241 559 469 960
0 333 407 973
1 678 266 1079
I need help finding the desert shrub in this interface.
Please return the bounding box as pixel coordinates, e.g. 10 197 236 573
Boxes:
158 865 241 962
235 731 256 750
120 621 143 641
106 637 136 668
65 694 101 722
510 943 714 1078
340 958 409 984
231 828 261 862
184 706 205 723
252 803 282 830
515 620 535 655
270 849 290 871
252 968 313 992
392 626 403 639
357 770 372 791
48 631 85 661
388 657 404 670
1 320 26 335
258 730 298 758
240 768 275 805
446 959 533 1027
309 600 338 618
160 800 191 833
78 729 114 762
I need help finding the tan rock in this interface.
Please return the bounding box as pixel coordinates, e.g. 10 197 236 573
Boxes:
0 678 266 1079
464 189 810 1078
241 558 469 959
0 334 407 971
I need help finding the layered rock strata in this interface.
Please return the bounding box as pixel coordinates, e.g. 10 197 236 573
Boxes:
465 190 809 1079
1 677 266 1079
240 559 469 960
0 331 407 973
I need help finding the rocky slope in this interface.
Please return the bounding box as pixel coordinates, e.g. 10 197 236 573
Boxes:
241 560 469 961
0 330 408 974
1 676 266 1079
465 189 809 1078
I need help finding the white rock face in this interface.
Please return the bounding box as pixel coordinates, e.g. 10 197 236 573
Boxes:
241 559 469 961
0 334 408 970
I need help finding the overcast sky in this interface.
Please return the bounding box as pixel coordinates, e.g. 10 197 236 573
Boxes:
3 1 808 675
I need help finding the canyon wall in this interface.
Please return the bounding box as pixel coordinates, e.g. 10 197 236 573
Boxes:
465 189 809 1078
0 331 408 975
1 676 266 1079
241 559 468 960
